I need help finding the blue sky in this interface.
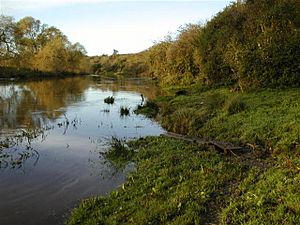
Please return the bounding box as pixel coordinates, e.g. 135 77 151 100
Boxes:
2 1 232 56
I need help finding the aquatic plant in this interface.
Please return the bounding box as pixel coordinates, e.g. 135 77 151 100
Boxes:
104 96 115 104
134 100 159 118
120 106 130 116
0 128 44 169
103 137 134 169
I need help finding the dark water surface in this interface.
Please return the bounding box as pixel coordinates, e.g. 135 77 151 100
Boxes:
0 76 164 225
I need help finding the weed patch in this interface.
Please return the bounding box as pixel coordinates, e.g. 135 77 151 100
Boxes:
104 96 115 104
103 137 134 169
120 106 130 117
134 100 159 118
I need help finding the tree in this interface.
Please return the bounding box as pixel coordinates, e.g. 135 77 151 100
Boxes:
66 42 89 73
113 49 118 55
34 37 68 72
0 15 16 59
14 16 46 54
37 26 66 47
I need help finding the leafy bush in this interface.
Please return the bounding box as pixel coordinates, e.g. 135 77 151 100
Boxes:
145 0 300 89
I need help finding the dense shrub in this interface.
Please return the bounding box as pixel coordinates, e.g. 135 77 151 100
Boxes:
146 0 300 89
90 52 149 76
147 25 202 86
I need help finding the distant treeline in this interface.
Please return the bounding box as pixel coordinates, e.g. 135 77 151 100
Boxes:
146 0 300 89
0 16 92 77
90 51 148 77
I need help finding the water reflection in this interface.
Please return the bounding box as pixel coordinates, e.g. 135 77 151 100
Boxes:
0 76 162 170
0 76 164 225
0 77 90 131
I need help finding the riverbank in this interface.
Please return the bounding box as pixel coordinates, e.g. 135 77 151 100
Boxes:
68 86 300 224
0 66 88 81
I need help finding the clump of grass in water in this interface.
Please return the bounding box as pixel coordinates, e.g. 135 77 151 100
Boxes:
135 100 159 118
104 96 115 104
120 106 130 116
104 137 134 169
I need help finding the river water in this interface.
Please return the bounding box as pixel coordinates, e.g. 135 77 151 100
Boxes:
0 76 164 225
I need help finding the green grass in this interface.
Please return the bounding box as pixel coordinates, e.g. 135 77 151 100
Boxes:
152 88 300 152
103 137 134 169
68 137 248 225
68 137 300 225
221 160 300 225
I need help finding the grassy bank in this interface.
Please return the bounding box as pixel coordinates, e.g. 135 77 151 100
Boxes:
68 137 299 225
68 86 300 224
140 87 300 154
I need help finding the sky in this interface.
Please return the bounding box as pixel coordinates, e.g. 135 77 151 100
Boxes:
1 0 233 56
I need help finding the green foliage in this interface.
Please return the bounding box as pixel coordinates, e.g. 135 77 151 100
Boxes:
104 96 115 104
199 0 300 88
144 0 300 89
90 52 148 77
147 25 202 86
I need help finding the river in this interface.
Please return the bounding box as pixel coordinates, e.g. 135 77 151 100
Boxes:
0 75 164 225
